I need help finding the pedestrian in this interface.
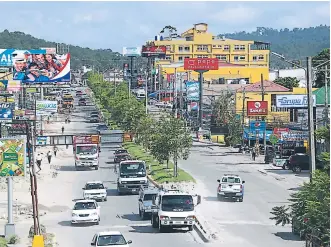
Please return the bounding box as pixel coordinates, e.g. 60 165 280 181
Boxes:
252 147 256 161
53 146 58 157
47 150 52 164
61 126 64 134
36 153 42 172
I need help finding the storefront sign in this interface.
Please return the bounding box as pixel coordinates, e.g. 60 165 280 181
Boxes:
36 101 58 116
184 58 219 70
276 95 316 108
247 101 268 116
281 131 308 141
273 127 289 137
249 121 266 132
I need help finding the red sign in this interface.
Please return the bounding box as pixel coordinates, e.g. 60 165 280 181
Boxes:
273 128 289 137
184 58 219 70
141 46 166 58
247 101 268 116
167 73 174 82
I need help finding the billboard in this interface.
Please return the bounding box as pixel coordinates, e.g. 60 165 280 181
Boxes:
141 46 166 58
0 138 26 177
0 103 14 122
12 53 70 84
249 121 266 132
184 58 219 70
276 95 316 108
186 81 200 101
7 121 27 135
36 101 58 116
40 47 56 54
247 101 268 116
0 80 21 92
123 47 141 57
0 49 46 67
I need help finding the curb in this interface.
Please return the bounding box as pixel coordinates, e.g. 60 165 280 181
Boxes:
147 175 211 243
258 169 268 175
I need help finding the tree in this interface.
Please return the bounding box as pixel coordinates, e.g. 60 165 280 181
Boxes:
136 116 157 150
313 48 330 88
274 77 299 89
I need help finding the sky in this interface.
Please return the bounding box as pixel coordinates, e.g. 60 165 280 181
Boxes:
0 1 330 52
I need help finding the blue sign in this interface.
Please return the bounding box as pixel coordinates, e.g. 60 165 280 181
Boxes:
0 103 14 121
0 49 46 67
0 80 8 91
186 81 199 101
244 129 275 141
249 121 266 132
36 136 47 146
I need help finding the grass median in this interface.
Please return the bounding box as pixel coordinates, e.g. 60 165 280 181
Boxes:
122 142 195 184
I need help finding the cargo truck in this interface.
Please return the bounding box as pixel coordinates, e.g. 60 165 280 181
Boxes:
73 135 101 170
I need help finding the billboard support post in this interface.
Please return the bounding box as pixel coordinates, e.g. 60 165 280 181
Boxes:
261 74 267 154
4 177 15 238
129 56 133 97
307 57 315 182
196 70 208 127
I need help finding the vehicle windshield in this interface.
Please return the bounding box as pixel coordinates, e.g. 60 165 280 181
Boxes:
98 125 108 130
97 235 127 246
74 202 96 210
115 149 127 154
79 99 86 101
222 177 241 183
120 163 145 175
161 195 194 212
91 112 98 115
76 146 97 155
144 193 157 201
91 115 99 118
86 183 104 190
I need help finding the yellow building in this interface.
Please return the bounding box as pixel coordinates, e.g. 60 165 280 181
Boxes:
152 23 270 83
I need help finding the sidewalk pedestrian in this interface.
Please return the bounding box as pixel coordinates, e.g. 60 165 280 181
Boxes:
36 153 42 172
47 150 52 164
53 146 58 157
252 147 256 161
61 126 64 134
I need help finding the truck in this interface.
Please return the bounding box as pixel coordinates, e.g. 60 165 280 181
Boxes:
73 135 101 170
117 160 148 195
151 188 201 232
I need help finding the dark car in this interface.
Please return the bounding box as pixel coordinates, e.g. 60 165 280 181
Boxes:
114 153 131 163
76 90 83 97
114 149 128 156
96 124 108 133
288 153 324 173
78 98 87 106
90 114 100 123
90 111 99 117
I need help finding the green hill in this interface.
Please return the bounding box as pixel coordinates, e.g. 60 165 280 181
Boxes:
219 25 330 68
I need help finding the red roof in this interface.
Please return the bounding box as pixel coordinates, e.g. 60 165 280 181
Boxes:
236 80 290 92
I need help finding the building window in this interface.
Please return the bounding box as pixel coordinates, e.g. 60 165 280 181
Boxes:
234 56 239 61
166 45 171 51
212 45 217 48
165 55 172 60
239 56 245 60
234 45 240 50
197 45 208 51
184 46 190 52
258 55 264 60
184 56 190 59
253 56 257 61
215 55 221 59
220 55 227 60
218 45 222 48
178 56 183 61
178 46 183 52
240 45 245 50
202 55 209 58
224 45 230 50
197 55 203 58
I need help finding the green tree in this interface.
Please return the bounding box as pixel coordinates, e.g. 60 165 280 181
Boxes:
313 48 330 88
274 77 299 89
136 116 157 150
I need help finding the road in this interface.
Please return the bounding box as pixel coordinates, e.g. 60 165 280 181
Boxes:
179 143 309 247
38 89 204 246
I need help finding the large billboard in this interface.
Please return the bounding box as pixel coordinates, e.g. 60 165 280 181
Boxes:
184 58 219 70
123 47 141 57
0 80 21 92
0 103 14 122
36 101 58 116
186 81 199 101
0 49 46 67
12 53 71 84
141 46 166 58
276 95 316 108
247 101 268 116
0 138 26 177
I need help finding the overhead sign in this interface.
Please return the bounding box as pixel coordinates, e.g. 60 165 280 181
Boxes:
36 100 58 116
247 101 268 116
141 46 166 58
0 103 14 122
123 47 141 57
249 121 266 132
0 49 46 67
12 53 70 84
184 58 219 70
7 121 27 135
186 81 199 101
276 95 316 108
0 138 26 177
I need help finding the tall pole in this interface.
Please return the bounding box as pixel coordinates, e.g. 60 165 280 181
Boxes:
198 72 204 127
179 73 183 117
242 87 246 147
129 56 133 97
158 64 162 102
173 68 177 117
261 74 267 154
307 57 316 182
324 65 329 126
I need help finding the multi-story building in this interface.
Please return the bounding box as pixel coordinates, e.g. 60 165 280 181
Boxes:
152 23 270 83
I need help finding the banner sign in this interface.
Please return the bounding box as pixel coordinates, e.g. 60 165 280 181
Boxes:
40 47 56 54
0 80 8 91
249 121 266 132
0 138 26 177
273 128 289 138
123 47 141 57
141 46 166 58
36 136 47 146
247 101 268 116
0 49 46 67
0 103 14 122
184 58 219 70
281 131 309 141
186 81 199 101
7 121 26 135
12 53 70 84
36 100 58 116
276 95 316 108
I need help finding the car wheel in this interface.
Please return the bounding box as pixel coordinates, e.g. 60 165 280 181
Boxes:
282 164 286 170
188 225 193 231
159 220 165 233
95 166 99 170
151 215 158 228
293 166 301 173
239 197 243 202
104 197 107 202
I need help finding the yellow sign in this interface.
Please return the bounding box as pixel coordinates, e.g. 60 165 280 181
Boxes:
32 235 44 247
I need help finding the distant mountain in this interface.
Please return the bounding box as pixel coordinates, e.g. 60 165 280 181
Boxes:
0 29 146 70
218 25 330 69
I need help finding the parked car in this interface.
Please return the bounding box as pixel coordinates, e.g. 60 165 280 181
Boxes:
288 153 324 173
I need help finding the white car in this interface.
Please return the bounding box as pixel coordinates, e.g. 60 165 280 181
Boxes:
217 174 245 202
91 231 132 246
83 181 107 201
71 200 100 225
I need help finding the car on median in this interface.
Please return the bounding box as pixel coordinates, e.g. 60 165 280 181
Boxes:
90 231 132 246
78 98 87 106
71 199 100 225
82 181 107 202
217 174 245 202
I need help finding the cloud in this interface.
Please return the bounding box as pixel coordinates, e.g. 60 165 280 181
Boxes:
210 5 259 24
73 10 110 24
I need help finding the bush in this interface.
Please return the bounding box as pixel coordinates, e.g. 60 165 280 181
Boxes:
7 235 20 244
28 224 47 238
0 237 7 247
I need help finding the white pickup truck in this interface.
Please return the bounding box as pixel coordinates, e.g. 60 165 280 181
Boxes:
217 174 245 202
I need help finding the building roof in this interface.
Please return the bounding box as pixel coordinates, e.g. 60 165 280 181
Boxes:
236 80 290 92
313 86 330 105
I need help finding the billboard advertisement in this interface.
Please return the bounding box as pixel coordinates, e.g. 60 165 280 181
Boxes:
0 103 14 122
0 80 21 92
0 49 46 67
141 46 166 58
0 138 26 177
276 95 316 108
186 81 199 101
36 100 58 116
7 121 27 135
184 58 219 70
247 101 268 116
249 121 266 132
123 47 141 57
12 53 70 84
40 47 56 54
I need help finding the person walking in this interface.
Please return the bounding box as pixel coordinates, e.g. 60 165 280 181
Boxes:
53 146 58 157
36 153 42 172
61 126 64 134
47 150 52 164
252 146 256 161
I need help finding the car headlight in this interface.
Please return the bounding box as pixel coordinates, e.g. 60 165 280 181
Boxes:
140 180 147 183
91 212 98 216
121 181 127 184
186 216 196 220
72 213 77 217
159 216 170 220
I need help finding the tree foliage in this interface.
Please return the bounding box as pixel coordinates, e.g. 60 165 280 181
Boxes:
313 48 330 87
274 77 299 89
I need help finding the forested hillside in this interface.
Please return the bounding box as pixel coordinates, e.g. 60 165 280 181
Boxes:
219 25 330 68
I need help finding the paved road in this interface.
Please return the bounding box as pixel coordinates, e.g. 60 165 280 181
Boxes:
179 143 308 247
40 89 204 246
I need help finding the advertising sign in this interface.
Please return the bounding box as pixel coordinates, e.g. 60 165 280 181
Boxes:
0 80 8 91
184 58 219 70
40 47 56 54
36 101 58 116
36 136 47 146
281 131 309 141
123 47 141 57
273 128 289 138
276 95 316 108
186 81 200 101
0 138 26 177
0 49 46 67
141 46 166 58
247 101 268 116
0 103 14 122
7 121 26 135
249 121 266 132
12 53 70 84
7 81 21 92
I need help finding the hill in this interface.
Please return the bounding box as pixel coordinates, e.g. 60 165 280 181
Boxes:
0 29 146 70
219 25 330 68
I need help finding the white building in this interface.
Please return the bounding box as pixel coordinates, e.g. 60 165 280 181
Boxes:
269 68 306 87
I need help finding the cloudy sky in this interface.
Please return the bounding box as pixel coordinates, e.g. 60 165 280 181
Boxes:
0 1 329 52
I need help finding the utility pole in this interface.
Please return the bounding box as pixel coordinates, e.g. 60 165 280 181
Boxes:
173 68 177 117
324 65 329 126
113 71 117 96
158 64 162 102
261 73 267 154
307 57 316 182
241 87 246 147
179 73 183 118
198 72 204 127
40 88 44 136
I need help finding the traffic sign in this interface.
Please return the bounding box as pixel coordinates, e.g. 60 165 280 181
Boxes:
269 134 279 145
